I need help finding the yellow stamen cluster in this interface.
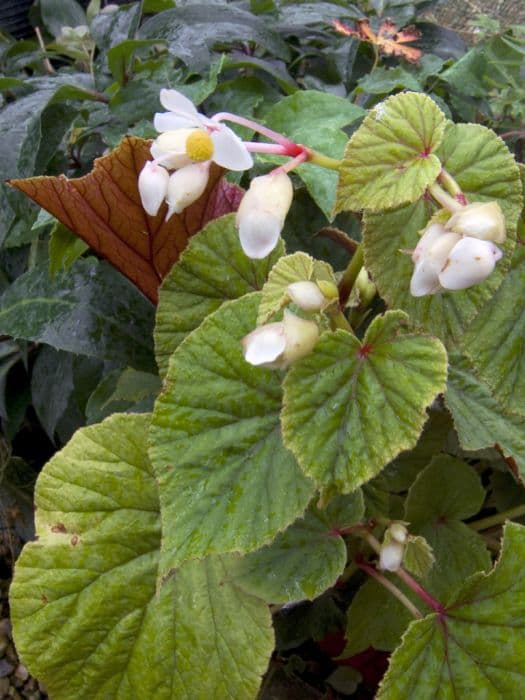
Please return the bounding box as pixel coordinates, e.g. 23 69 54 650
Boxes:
186 129 214 162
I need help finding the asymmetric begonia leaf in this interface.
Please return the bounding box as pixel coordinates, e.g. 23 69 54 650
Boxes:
378 523 525 699
230 490 364 604
335 92 446 213
333 19 422 63
154 214 283 378
446 352 525 476
364 123 522 347
9 136 242 303
0 258 155 371
405 456 490 601
149 293 315 573
9 414 274 700
257 252 336 325
282 311 447 493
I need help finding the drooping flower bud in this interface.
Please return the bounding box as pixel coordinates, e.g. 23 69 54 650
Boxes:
150 128 196 169
241 310 319 369
287 281 327 311
438 237 503 291
389 523 408 545
410 223 460 297
165 162 210 220
236 172 294 259
138 161 169 217
379 541 405 572
446 201 506 244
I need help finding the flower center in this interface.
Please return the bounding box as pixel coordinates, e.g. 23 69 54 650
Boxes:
186 130 214 162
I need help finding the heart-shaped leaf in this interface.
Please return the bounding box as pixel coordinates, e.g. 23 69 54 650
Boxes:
9 413 274 700
9 136 242 303
282 311 447 493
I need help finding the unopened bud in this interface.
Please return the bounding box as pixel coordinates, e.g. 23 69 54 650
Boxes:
410 224 460 297
446 201 506 244
165 162 209 220
281 310 319 365
379 541 405 572
236 172 294 259
355 267 376 306
438 237 503 290
138 161 169 217
389 523 408 544
287 281 326 311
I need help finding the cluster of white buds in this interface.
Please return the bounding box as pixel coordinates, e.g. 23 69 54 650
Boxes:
410 202 506 297
379 522 408 572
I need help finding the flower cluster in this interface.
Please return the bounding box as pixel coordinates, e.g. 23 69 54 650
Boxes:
410 202 506 297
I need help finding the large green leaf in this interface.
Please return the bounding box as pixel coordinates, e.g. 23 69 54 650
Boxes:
405 456 490 601
0 259 155 371
335 92 446 213
230 491 363 604
262 91 364 219
9 414 274 700
445 352 525 477
154 214 283 378
364 123 523 348
282 311 447 493
378 523 525 699
149 294 314 573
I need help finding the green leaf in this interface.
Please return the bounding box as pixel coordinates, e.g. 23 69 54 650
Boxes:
335 92 446 213
263 91 364 219
39 0 87 38
405 455 490 600
378 523 525 700
0 259 155 372
445 352 525 476
107 39 161 84
9 414 274 700
154 214 283 378
403 535 435 580
461 264 525 418
230 491 363 604
282 311 447 493
90 1 142 52
257 252 335 324
149 294 314 572
357 66 422 95
49 222 89 277
85 368 161 424
364 123 523 348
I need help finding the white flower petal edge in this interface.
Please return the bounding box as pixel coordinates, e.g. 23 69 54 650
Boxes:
446 201 506 244
211 127 253 170
379 542 404 572
410 224 460 297
438 237 503 291
287 281 326 311
242 323 286 366
165 163 210 221
138 161 169 217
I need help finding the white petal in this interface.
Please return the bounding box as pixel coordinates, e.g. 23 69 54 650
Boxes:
412 223 448 263
165 163 210 220
439 237 503 291
211 126 253 170
159 88 200 118
137 161 169 216
287 281 326 311
281 310 319 365
446 202 506 244
409 228 460 297
379 542 404 572
237 211 281 259
154 112 201 132
151 129 194 170
410 262 443 297
242 324 286 366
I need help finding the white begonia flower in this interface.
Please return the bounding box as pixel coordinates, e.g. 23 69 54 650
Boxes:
236 172 294 259
165 162 210 220
137 161 170 217
446 201 506 244
379 541 405 572
287 281 327 311
242 310 319 369
410 223 461 297
153 89 253 171
438 237 503 290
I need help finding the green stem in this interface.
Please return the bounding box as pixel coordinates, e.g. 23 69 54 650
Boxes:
328 308 353 333
357 560 423 619
307 149 343 171
338 244 364 308
469 504 525 532
438 168 463 198
428 182 463 213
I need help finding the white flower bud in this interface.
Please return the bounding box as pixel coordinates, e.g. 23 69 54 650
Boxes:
410 224 460 297
379 541 405 572
242 310 319 369
236 172 294 259
287 281 326 311
389 523 408 544
165 162 210 220
138 161 169 217
446 201 506 244
150 128 196 169
438 237 503 291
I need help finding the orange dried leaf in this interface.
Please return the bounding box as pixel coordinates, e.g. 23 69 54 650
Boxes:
9 136 242 304
333 18 422 63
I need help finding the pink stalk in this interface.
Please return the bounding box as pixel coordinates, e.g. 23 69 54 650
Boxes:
272 150 309 175
243 142 291 155
395 567 445 615
211 112 299 151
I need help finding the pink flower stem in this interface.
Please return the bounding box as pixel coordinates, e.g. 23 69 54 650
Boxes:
395 567 446 615
211 112 299 151
243 142 291 155
357 560 423 619
271 150 309 174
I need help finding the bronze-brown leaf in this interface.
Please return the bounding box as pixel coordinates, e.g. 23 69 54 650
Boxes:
333 18 422 63
9 136 243 304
